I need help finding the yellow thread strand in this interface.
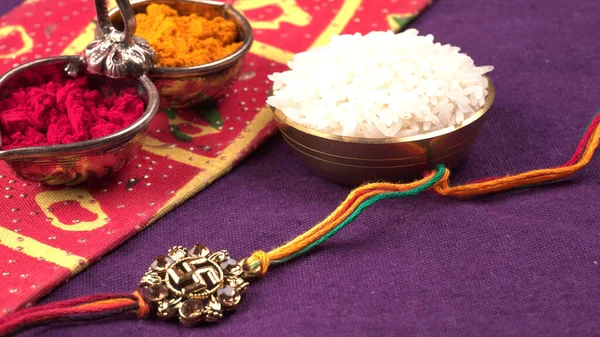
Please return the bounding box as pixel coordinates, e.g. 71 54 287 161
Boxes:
132 291 150 319
268 174 437 260
434 125 600 197
247 171 443 274
250 250 270 276
247 116 600 277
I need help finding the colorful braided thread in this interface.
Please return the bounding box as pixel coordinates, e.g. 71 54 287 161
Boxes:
247 110 600 274
0 292 149 336
1 111 599 335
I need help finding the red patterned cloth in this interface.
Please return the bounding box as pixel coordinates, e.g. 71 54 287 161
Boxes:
0 0 431 316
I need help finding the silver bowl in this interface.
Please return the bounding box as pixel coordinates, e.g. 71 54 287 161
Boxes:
107 0 253 108
0 56 159 186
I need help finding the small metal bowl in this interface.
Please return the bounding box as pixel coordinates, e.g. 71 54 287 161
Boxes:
0 56 159 185
107 0 253 108
271 76 495 186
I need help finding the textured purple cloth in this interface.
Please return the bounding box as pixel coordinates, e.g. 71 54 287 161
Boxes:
0 0 21 16
20 0 600 336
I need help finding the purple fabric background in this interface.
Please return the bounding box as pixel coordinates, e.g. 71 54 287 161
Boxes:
9 0 600 335
0 1 21 16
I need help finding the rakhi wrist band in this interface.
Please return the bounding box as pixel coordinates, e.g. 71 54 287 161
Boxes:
0 111 598 336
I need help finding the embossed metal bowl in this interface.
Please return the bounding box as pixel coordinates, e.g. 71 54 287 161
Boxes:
0 56 159 185
270 76 495 186
107 0 254 108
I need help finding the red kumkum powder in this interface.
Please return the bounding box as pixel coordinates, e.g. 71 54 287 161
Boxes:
0 74 145 150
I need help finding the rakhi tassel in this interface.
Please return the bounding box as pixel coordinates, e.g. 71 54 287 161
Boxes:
247 111 600 273
432 110 600 197
0 292 150 337
1 111 599 334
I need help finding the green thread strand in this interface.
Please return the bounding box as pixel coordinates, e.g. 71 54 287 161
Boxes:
272 165 446 264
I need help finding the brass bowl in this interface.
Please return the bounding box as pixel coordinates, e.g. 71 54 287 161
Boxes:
107 0 253 108
271 76 495 186
0 56 160 186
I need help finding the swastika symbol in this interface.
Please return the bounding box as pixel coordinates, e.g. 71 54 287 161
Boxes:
167 259 222 295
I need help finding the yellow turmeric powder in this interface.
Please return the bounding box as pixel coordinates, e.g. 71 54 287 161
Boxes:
135 4 243 68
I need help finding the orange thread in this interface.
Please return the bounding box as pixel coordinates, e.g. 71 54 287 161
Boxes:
248 113 600 275
132 291 150 319
0 293 145 336
7 116 598 335
434 120 600 197
248 171 444 275
75 298 133 310
249 250 270 276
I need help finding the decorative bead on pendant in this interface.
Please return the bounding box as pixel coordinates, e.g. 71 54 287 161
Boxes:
139 245 249 326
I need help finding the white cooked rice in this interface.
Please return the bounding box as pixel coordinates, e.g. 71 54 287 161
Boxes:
266 29 494 138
